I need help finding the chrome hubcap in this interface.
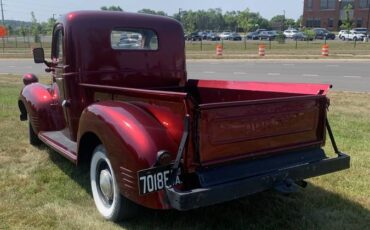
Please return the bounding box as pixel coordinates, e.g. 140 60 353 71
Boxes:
99 169 113 201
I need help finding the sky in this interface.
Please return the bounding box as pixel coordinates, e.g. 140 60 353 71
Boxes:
2 0 303 22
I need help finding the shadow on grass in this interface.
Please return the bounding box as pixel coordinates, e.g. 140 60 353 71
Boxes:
43 146 92 196
43 148 369 230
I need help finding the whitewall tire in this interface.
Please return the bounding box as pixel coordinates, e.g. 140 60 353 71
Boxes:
90 144 139 221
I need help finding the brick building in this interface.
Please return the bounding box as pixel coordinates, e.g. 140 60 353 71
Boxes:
303 0 370 31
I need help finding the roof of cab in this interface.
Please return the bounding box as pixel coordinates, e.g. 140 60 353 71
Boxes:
60 10 182 31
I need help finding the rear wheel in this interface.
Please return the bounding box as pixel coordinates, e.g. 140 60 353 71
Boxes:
29 121 42 146
90 145 139 221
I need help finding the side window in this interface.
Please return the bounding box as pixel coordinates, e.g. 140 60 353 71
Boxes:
111 28 158 50
52 27 64 64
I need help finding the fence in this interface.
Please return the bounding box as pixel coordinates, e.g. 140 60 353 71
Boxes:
1 35 370 58
185 38 370 58
0 35 52 55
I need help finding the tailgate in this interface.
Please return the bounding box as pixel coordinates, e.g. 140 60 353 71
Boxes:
196 95 328 165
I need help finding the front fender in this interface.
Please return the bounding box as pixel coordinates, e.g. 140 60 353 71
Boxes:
77 101 179 209
19 82 65 133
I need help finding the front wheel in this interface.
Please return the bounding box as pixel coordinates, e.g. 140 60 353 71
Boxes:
90 145 139 221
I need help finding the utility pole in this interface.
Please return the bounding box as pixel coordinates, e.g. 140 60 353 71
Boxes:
367 2 370 32
178 8 182 23
1 0 5 25
0 0 4 53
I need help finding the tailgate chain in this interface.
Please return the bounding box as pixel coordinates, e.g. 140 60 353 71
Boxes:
326 118 343 156
169 114 190 185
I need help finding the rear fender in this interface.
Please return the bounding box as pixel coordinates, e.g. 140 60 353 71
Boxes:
77 101 179 209
19 82 65 133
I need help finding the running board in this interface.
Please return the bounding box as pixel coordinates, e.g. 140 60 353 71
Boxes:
38 131 78 163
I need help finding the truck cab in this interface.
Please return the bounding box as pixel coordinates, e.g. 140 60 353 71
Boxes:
18 11 349 222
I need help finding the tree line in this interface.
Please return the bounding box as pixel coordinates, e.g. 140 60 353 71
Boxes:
3 12 56 42
101 6 302 33
174 9 300 33
2 6 301 39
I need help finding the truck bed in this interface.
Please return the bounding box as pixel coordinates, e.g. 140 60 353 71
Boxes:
186 80 330 166
85 79 331 167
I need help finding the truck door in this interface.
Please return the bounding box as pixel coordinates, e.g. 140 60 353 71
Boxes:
52 25 71 136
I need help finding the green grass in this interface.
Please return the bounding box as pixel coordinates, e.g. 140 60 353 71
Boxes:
0 74 369 229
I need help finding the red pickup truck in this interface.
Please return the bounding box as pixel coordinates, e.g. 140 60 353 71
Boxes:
18 11 349 221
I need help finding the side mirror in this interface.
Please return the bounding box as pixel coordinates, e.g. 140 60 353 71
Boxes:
33 48 45 64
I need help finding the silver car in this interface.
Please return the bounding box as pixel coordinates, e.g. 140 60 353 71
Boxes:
283 29 298 39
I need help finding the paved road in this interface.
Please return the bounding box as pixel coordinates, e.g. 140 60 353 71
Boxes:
0 59 41 76
1 59 369 92
187 60 370 92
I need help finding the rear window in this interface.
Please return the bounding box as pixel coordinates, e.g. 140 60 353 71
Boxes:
111 28 158 50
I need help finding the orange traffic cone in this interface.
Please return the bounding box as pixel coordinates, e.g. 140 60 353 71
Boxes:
321 44 329 57
216 44 223 56
258 44 266 57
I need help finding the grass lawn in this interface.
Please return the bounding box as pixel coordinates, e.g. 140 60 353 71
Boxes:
0 74 369 229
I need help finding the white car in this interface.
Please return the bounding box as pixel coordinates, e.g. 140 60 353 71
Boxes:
352 27 368 36
340 31 366 41
219 32 232 40
283 29 298 38
338 30 347 39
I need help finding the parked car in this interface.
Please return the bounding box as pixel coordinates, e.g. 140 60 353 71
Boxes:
258 30 278 40
338 30 347 40
185 32 202 41
117 38 141 49
283 29 298 39
254 29 267 34
198 31 208 40
245 31 260 40
292 32 313 41
312 28 335 40
206 32 220 41
219 32 232 40
228 32 242 41
340 30 366 41
352 27 368 36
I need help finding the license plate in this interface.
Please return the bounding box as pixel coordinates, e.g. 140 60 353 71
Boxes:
138 164 182 195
